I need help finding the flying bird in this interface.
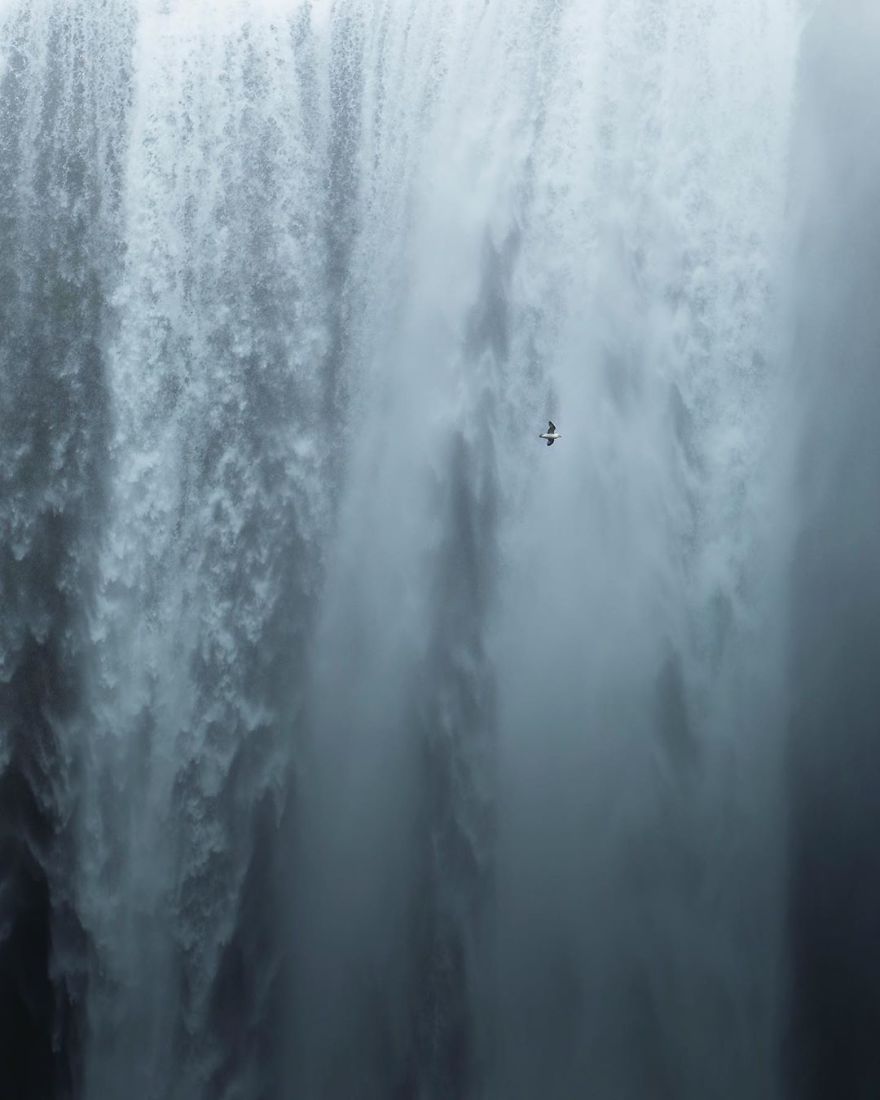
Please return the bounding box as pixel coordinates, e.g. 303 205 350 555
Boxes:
539 420 561 446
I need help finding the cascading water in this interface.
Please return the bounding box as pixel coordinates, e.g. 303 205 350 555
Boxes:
1 1 878 1098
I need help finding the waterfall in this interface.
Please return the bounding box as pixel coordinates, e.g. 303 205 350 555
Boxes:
1 1 876 1098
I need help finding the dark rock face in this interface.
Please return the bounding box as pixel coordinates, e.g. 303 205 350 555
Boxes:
785 8 880 1097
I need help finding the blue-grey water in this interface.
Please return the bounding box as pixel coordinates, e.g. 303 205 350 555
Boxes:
1 2 878 1098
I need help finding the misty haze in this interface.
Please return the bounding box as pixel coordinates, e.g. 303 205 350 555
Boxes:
1 1 879 1098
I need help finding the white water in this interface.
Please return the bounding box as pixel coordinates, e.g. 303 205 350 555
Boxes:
0 1 817 1097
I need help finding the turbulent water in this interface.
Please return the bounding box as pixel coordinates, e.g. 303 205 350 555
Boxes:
1 1 879 1098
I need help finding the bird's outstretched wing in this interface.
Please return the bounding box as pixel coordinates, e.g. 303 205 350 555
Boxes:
548 420 556 433
547 437 555 446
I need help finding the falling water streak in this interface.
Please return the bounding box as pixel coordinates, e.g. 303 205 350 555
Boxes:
0 2 135 1094
74 4 334 1096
